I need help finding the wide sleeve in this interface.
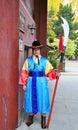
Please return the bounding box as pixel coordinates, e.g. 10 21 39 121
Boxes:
45 60 56 80
19 60 29 85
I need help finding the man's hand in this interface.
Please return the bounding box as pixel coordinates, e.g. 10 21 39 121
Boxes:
23 85 26 91
56 72 61 79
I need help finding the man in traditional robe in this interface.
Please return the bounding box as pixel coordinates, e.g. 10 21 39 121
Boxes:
19 40 58 129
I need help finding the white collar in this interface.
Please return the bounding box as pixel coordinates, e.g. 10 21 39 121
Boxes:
33 55 41 63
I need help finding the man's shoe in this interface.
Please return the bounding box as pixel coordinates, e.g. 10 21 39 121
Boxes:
26 115 34 126
41 115 46 129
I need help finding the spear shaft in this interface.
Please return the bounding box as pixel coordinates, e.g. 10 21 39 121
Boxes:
46 56 63 130
46 17 69 130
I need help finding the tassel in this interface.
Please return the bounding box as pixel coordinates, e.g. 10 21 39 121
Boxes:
59 34 63 51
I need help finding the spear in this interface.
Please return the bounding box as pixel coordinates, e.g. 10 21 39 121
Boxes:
46 17 69 130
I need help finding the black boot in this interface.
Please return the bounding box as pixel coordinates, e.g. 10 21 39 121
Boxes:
26 115 34 126
41 115 46 129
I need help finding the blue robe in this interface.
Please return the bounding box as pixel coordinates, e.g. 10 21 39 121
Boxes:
24 56 50 114
19 56 56 114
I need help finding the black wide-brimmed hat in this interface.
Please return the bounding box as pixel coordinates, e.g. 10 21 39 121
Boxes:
32 40 43 49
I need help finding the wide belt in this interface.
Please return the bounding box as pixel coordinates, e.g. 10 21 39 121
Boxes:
29 71 44 77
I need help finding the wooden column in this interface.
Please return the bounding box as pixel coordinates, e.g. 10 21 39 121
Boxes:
0 0 19 130
34 0 47 56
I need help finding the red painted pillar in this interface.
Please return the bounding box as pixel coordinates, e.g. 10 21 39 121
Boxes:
0 0 19 130
34 0 47 56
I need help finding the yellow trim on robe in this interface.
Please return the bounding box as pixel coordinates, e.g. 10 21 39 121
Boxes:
22 60 28 71
45 60 53 74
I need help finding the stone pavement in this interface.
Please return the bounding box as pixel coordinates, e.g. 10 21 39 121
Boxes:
16 60 78 130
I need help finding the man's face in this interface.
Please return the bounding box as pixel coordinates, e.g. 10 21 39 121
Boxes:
33 48 40 56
